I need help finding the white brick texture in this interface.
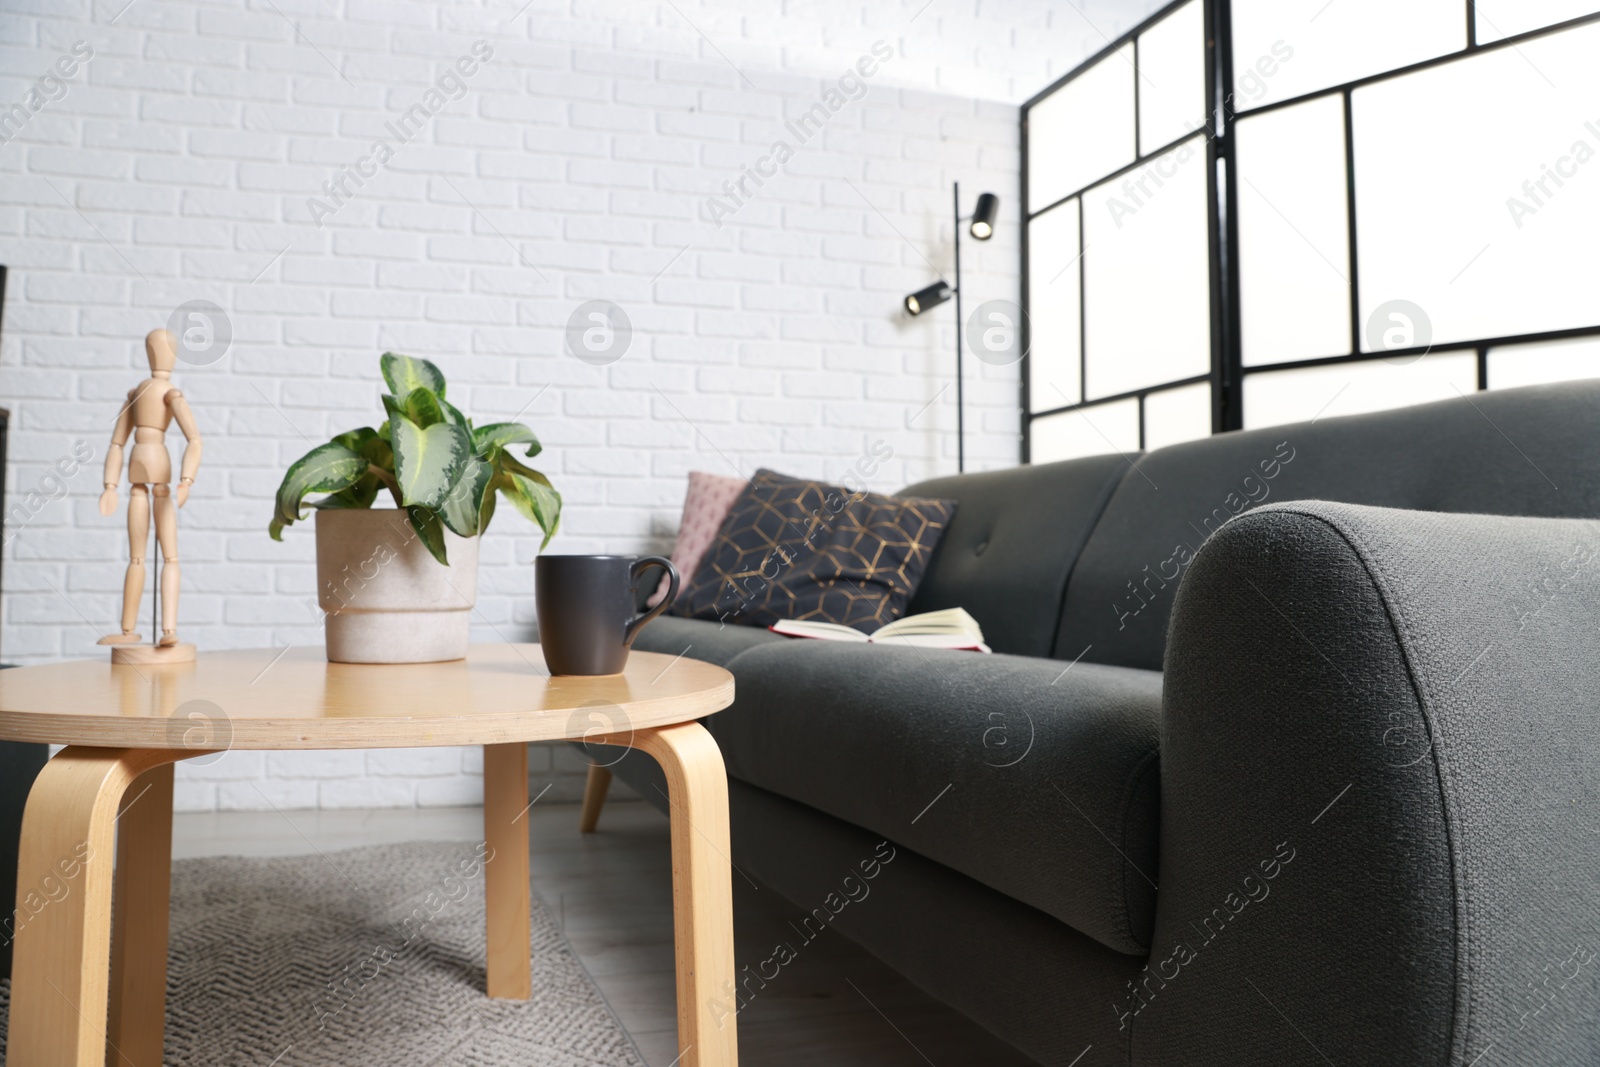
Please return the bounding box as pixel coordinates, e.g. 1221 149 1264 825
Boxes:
0 0 1161 810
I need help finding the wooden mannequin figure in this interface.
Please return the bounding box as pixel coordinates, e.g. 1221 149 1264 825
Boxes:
97 328 203 664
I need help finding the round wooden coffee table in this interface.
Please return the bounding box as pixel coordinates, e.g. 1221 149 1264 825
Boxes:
0 644 737 1067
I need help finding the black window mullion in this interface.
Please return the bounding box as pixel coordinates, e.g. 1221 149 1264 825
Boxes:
1078 195 1087 409
1208 0 1242 432
1133 35 1143 156
1020 105 1031 464
1343 87 1361 361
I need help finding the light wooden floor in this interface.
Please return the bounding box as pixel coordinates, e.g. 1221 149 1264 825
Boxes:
173 799 1040 1067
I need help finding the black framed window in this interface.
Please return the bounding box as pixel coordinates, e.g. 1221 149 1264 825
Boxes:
1022 0 1600 459
1023 0 1214 461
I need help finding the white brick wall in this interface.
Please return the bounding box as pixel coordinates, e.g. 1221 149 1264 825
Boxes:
0 0 1163 810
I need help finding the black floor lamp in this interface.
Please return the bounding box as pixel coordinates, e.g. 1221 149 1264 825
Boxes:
904 182 1000 473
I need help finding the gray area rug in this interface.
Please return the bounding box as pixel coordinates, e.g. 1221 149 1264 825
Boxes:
0 841 647 1066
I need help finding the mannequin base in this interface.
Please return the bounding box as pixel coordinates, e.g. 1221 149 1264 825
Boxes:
110 642 197 665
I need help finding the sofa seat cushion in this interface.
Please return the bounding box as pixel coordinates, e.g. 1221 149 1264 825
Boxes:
709 641 1163 956
631 614 787 667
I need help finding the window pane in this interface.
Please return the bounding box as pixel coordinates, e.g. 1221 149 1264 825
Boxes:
1138 0 1206 154
1476 0 1600 43
1235 95 1351 366
1487 336 1600 388
1028 44 1136 212
1354 21 1600 348
1027 200 1082 411
1230 0 1464 112
1242 353 1477 429
1143 381 1212 450
1030 399 1140 463
1082 134 1211 400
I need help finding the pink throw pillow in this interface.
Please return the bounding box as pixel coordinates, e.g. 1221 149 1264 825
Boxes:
650 471 748 608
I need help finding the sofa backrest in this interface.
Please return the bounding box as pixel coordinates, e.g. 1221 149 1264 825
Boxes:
1056 379 1600 671
900 453 1129 658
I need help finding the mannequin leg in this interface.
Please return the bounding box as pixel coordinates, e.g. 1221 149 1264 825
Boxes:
153 485 179 645
105 486 149 643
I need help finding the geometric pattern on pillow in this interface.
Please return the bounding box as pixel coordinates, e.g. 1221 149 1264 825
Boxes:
670 468 956 634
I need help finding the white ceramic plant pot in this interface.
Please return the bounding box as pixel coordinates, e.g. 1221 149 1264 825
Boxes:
315 508 479 664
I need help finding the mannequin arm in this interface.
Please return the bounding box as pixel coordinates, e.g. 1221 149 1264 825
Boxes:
99 392 136 515
169 390 203 505
103 392 135 488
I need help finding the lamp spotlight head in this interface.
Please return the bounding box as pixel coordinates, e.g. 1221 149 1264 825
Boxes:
969 192 1000 240
904 281 952 316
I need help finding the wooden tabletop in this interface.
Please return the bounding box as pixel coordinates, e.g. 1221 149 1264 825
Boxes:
0 644 733 751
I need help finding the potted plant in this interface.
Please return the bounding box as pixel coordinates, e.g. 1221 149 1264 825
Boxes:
270 353 560 663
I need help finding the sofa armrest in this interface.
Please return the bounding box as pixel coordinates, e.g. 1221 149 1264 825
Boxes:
1136 501 1600 1066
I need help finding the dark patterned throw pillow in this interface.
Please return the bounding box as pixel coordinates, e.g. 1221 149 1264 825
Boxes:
672 469 956 633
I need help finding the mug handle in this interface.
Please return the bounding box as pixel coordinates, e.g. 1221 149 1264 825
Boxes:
625 556 680 647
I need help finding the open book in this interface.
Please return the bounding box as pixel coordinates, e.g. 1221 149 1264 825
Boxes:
770 607 991 653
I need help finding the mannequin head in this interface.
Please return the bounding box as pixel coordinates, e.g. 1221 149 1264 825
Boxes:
146 328 177 376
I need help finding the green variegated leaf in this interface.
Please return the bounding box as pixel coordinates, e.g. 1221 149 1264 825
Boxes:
440 397 470 431
400 387 447 428
332 426 380 453
496 453 549 483
311 472 381 510
356 431 393 472
381 393 405 426
472 422 541 459
381 353 447 399
477 478 498 535
492 470 531 523
497 469 561 550
407 505 449 566
382 387 447 430
438 455 494 537
269 442 366 539
331 425 397 505
519 473 561 549
390 414 471 509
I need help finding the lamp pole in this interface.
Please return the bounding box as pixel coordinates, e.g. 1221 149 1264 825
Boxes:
904 184 996 474
952 181 965 473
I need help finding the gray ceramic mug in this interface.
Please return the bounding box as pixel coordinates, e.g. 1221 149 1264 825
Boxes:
535 554 680 675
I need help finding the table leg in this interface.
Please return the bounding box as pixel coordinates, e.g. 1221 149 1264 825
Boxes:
578 763 612 833
6 747 182 1067
632 723 739 1067
107 763 175 1067
482 742 531 1000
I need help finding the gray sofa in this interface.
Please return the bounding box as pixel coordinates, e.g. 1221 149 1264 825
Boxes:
604 380 1600 1066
